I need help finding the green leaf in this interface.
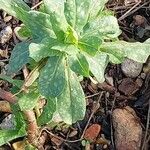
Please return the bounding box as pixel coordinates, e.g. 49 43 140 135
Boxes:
18 88 40 111
79 36 102 56
57 69 86 124
0 104 26 146
22 10 55 39
51 43 79 55
101 41 150 63
43 0 69 41
64 0 90 33
88 0 109 21
100 42 125 64
38 98 56 125
69 53 89 77
29 38 60 62
0 75 23 88
86 53 109 83
38 55 66 98
7 41 30 74
83 15 121 39
0 127 26 146
0 0 30 19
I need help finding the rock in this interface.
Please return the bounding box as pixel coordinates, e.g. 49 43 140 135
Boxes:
121 58 143 78
0 114 15 130
4 16 12 22
0 26 12 44
112 106 142 150
84 124 101 142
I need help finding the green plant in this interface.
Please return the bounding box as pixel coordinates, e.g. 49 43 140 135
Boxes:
0 0 150 148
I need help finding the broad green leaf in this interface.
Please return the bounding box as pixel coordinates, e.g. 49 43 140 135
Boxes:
22 10 55 39
64 0 90 33
82 15 121 39
79 36 102 56
38 98 56 125
29 38 60 62
0 75 23 88
69 53 89 77
100 42 125 64
0 0 30 19
88 0 108 20
10 103 26 129
86 53 109 83
43 0 69 41
57 69 86 124
7 41 30 74
38 55 66 98
51 43 79 55
101 41 150 63
0 104 26 146
0 126 26 146
18 88 40 111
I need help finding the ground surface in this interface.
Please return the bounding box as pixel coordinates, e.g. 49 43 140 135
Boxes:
0 0 150 150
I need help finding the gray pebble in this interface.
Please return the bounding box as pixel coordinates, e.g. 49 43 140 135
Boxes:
121 58 143 78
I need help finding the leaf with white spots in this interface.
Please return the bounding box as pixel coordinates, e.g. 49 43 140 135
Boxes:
38 55 66 98
38 98 56 125
88 0 108 21
29 38 61 62
83 15 121 39
7 41 30 74
86 53 109 83
100 42 125 64
64 0 91 33
78 36 102 56
51 43 79 55
0 103 26 146
20 10 55 39
18 87 40 111
1 1 55 39
57 69 86 124
0 0 30 19
101 40 150 63
69 53 89 77
43 0 69 41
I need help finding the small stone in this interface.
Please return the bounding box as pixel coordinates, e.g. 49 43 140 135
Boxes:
0 114 15 130
121 58 143 78
4 16 12 22
0 26 13 44
105 73 114 86
140 73 146 79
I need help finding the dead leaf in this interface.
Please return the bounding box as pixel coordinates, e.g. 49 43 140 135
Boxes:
12 141 25 150
118 78 140 95
112 106 142 150
84 124 101 142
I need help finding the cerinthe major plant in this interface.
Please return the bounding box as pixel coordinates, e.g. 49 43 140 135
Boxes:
0 0 150 147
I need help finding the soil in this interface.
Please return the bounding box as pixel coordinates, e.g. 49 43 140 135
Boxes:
0 0 150 150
